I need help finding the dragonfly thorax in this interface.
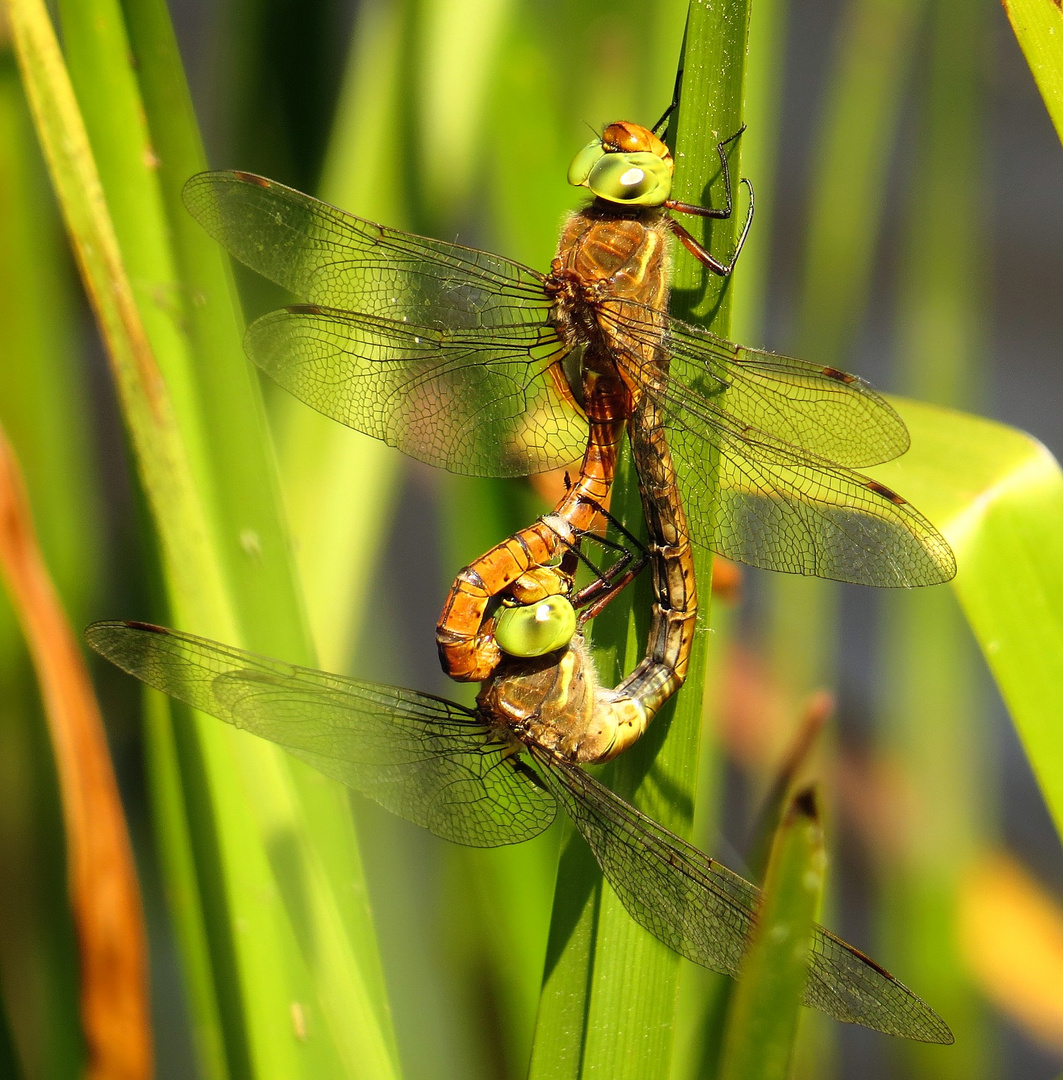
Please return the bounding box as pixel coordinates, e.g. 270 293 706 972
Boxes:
477 633 653 764
477 636 599 761
548 205 672 403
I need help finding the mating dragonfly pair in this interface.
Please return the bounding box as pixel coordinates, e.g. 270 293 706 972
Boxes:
88 116 955 1042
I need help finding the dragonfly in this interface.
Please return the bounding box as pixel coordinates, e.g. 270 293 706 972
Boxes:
182 122 956 600
84 614 953 1044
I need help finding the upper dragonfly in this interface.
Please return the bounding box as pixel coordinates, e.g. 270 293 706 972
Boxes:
183 121 956 589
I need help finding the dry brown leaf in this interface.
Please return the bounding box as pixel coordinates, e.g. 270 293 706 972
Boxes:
0 424 151 1080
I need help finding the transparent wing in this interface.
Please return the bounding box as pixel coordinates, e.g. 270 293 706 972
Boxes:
600 301 910 468
245 305 587 476
184 170 587 474
627 412 956 586
87 622 556 846
183 170 552 330
600 304 956 587
531 747 953 1043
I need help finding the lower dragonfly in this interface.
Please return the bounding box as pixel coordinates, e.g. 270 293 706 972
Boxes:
85 571 952 1042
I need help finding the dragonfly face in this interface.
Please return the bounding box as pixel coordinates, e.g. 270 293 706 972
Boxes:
567 122 674 207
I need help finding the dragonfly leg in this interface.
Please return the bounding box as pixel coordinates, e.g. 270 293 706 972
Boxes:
652 65 684 135
665 126 747 219
665 178 754 277
569 499 651 625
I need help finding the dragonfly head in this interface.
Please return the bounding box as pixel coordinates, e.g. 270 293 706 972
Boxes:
567 122 674 207
494 594 577 659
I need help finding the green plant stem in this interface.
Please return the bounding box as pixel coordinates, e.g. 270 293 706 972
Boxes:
528 4 750 1078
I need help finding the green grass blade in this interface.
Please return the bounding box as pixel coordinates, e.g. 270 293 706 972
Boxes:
529 4 749 1077
867 399 1063 843
1002 0 1063 147
9 2 239 1069
668 2 789 1072
142 688 230 1080
14 0 401 1075
9 0 231 625
728 0 788 346
122 13 402 1070
793 0 926 363
115 2 403 1074
717 788 824 1080
119 0 319 656
276 0 406 671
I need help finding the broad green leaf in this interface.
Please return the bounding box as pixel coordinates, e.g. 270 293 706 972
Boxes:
868 399 1063 842
1002 0 1063 147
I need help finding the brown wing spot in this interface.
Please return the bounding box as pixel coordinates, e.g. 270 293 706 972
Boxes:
125 620 168 634
835 938 894 979
232 171 271 188
866 479 907 505
823 366 857 384
290 304 325 315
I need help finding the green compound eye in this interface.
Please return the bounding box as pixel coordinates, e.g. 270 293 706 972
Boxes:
568 142 673 207
585 151 672 205
567 138 607 187
494 596 577 658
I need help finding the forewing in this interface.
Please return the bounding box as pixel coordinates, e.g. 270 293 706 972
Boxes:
599 302 910 468
87 622 556 846
182 171 552 330
245 306 587 476
531 748 952 1042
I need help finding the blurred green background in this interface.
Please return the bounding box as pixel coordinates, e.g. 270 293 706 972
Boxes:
2 0 1063 1077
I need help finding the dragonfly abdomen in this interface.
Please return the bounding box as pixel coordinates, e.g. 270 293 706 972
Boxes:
606 403 698 742
436 410 627 683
